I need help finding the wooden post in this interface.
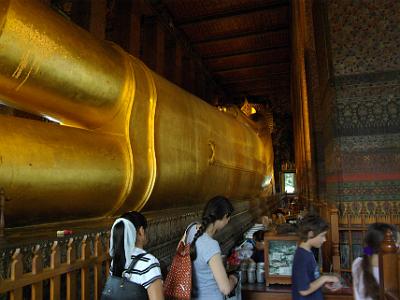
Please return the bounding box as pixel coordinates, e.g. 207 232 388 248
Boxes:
89 0 106 40
94 234 103 300
81 235 91 300
31 245 43 299
0 188 5 238
10 249 23 300
379 230 399 299
174 43 183 86
105 231 111 276
128 0 142 57
155 20 165 76
141 16 156 69
329 205 341 273
66 238 77 300
50 241 61 300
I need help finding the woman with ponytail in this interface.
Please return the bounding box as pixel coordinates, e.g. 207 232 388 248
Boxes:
352 222 398 300
109 211 164 300
187 196 238 300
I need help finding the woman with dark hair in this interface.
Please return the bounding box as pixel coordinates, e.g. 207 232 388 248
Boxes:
187 196 238 300
109 211 164 300
352 222 398 300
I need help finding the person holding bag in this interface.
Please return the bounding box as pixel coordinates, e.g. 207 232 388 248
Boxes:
102 211 164 300
164 222 199 300
188 196 239 300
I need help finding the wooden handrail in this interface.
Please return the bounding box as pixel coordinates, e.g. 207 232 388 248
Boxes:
379 230 399 299
0 234 110 300
0 188 5 238
328 204 341 273
385 291 399 300
0 254 109 292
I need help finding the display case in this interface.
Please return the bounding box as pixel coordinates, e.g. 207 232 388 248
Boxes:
264 233 298 285
281 171 296 194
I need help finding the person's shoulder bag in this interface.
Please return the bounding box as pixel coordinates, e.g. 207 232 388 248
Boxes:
164 222 198 300
101 253 149 300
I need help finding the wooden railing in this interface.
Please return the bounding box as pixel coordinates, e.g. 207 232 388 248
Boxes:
327 204 341 273
325 201 400 300
379 230 400 300
325 202 400 284
0 234 110 300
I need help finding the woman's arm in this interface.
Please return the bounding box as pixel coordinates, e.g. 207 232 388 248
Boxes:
209 253 238 295
147 279 165 300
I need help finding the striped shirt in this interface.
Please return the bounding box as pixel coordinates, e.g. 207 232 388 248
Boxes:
112 247 162 289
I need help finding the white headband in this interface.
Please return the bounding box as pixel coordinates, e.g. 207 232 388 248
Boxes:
109 218 137 264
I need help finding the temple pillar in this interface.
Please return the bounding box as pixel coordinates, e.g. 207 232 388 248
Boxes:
183 56 195 94
104 0 132 51
154 20 166 76
195 60 206 100
128 0 143 57
291 0 317 205
174 42 184 86
89 0 106 40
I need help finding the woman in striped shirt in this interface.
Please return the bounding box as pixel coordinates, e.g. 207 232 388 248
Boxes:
110 211 164 300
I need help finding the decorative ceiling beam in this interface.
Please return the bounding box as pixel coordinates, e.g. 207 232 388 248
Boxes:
175 1 289 26
147 0 225 98
205 47 289 63
207 51 290 72
220 72 290 84
214 62 290 74
233 90 289 99
224 82 289 92
193 26 288 45
203 41 290 60
232 85 289 93
220 74 289 83
216 63 289 83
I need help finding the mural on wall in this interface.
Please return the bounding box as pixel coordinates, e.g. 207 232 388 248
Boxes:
335 80 400 135
328 0 400 76
314 0 400 214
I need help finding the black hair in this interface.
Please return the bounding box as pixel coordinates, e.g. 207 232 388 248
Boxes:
361 223 397 300
297 213 329 242
111 211 147 277
253 230 265 242
190 196 234 260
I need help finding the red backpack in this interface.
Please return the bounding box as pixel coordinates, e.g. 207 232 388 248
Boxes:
164 222 198 300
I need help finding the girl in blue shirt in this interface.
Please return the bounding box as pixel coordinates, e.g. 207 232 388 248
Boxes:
188 196 238 300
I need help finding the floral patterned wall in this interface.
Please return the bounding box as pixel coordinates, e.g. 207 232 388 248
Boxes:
313 0 400 215
315 0 400 216
299 2 400 276
329 0 400 76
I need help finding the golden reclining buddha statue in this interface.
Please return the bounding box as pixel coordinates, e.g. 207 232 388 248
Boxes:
0 0 274 227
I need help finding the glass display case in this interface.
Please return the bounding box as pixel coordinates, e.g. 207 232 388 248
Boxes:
264 233 299 285
282 171 296 194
